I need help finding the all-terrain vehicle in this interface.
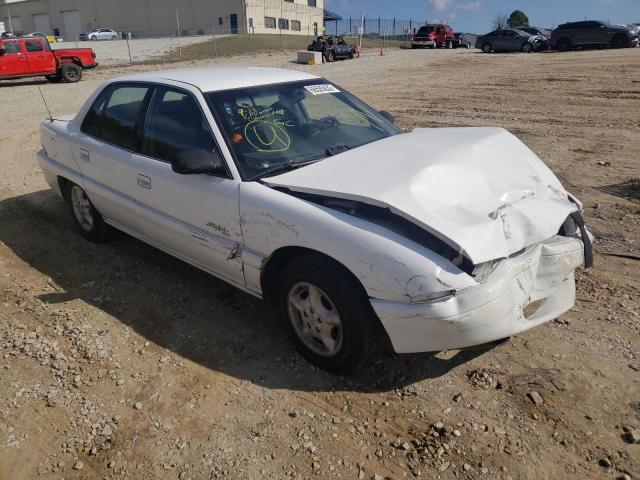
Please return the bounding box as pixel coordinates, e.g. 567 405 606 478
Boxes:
308 35 356 62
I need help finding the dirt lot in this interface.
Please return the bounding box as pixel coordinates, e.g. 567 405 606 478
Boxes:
0 47 639 480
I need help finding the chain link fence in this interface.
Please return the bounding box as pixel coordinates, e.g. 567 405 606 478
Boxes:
40 8 430 66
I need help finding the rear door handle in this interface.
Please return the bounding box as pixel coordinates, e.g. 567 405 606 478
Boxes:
137 174 152 189
79 148 90 162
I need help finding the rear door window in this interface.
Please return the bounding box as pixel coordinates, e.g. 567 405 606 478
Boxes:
92 84 152 150
141 87 217 163
25 40 44 52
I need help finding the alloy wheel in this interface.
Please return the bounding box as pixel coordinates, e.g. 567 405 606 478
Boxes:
287 282 343 357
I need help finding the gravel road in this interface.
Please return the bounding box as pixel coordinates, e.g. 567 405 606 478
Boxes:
52 35 220 65
0 47 639 480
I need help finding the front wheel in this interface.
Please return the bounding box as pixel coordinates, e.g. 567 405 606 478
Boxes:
277 254 381 374
611 34 628 49
60 63 82 83
111 35 118 40
66 182 116 242
325 50 335 62
481 43 492 53
522 42 533 53
557 38 572 52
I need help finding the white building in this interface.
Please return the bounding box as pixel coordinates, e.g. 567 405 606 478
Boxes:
0 0 324 39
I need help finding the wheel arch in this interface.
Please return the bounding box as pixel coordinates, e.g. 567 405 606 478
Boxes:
260 246 369 305
57 175 71 201
59 56 83 67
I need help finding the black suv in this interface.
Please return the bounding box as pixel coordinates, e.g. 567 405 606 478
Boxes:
551 20 638 51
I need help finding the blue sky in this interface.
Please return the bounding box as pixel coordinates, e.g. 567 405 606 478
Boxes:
324 0 640 33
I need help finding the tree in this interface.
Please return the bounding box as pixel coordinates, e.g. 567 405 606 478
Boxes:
508 10 530 28
492 13 508 30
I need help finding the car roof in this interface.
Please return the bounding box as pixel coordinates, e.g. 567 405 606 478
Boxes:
113 67 321 92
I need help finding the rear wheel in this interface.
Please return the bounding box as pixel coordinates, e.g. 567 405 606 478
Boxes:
557 37 572 52
481 43 492 53
522 42 533 53
277 253 381 374
611 34 628 49
66 182 116 242
60 63 82 83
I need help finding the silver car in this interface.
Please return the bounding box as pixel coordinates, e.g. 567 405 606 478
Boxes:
475 28 545 53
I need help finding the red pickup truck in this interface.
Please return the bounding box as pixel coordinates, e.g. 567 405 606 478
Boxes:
0 37 97 83
412 24 455 49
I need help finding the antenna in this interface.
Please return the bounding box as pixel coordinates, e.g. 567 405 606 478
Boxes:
37 85 54 122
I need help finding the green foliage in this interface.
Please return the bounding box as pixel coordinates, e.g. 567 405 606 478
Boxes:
508 10 530 28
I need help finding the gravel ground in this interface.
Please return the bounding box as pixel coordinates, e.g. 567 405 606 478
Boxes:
52 35 221 65
0 47 639 480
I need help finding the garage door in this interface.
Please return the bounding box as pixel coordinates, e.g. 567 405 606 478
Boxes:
33 14 52 34
62 10 81 40
9 16 23 34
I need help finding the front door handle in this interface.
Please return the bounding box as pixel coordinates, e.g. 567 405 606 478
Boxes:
79 148 90 162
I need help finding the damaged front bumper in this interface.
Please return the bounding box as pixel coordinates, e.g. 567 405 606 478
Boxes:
372 234 590 354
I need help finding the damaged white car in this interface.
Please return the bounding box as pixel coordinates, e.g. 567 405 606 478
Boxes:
37 67 593 373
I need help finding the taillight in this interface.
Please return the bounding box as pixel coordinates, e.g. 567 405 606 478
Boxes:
91 52 96 58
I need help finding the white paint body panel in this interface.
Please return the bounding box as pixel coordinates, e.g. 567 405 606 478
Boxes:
37 67 590 355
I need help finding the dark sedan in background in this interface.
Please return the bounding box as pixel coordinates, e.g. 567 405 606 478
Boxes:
551 21 639 51
475 29 547 53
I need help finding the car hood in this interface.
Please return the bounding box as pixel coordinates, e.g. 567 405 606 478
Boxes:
264 128 578 265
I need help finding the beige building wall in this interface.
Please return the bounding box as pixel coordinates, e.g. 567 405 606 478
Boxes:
1 0 324 38
245 0 324 36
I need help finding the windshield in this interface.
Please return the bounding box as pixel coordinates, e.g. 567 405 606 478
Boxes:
206 80 400 180
417 26 436 35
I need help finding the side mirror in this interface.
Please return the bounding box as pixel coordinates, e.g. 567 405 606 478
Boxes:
171 149 225 175
379 110 395 124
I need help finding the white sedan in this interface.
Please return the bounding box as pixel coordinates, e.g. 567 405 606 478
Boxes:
37 67 592 373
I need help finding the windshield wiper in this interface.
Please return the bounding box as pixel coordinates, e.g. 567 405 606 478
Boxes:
254 158 321 181
326 144 351 157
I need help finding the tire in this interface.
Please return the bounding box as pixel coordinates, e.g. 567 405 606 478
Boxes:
557 37 572 52
411 43 417 49
60 63 82 83
90 35 97 41
111 35 118 40
325 50 335 62
45 74 62 83
66 182 116 242
277 253 381 374
348 50 354 59
481 43 492 53
611 34 628 49
522 42 533 53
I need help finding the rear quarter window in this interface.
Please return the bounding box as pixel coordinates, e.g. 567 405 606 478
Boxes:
3 41 21 53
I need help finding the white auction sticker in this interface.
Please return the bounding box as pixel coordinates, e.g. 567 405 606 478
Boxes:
304 84 340 95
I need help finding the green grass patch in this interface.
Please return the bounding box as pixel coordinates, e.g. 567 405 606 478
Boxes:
161 34 406 62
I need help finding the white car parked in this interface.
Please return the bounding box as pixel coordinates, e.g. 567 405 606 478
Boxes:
37 67 592 373
84 28 118 41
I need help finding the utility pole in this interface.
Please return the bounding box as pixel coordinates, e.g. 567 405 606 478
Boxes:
176 10 181 57
8 9 13 34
